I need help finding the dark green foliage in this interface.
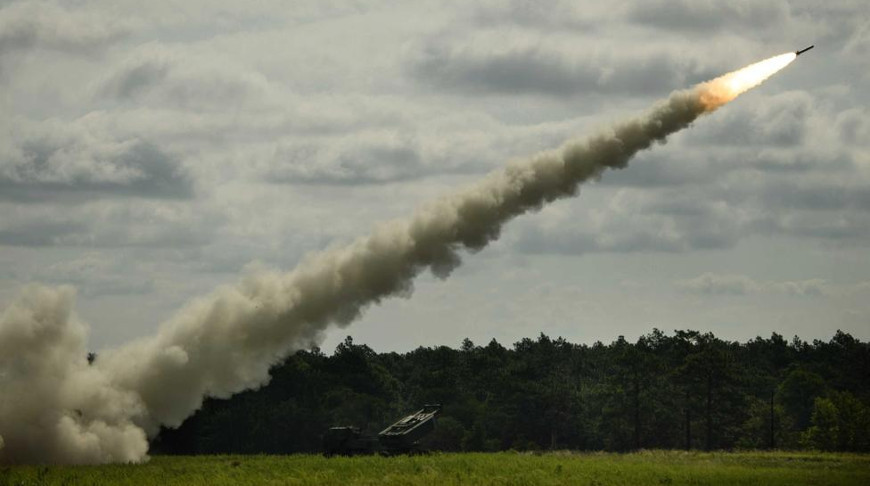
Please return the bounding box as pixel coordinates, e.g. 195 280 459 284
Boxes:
803 392 870 451
152 330 870 454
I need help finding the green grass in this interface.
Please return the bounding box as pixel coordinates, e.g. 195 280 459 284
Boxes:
2 451 869 485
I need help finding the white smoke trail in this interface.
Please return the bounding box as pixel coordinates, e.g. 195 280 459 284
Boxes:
0 53 795 464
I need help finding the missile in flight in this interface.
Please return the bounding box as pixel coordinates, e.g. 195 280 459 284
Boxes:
795 45 814 56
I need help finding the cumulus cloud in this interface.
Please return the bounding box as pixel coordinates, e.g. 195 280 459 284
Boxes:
0 200 223 249
677 272 829 297
689 91 813 147
101 56 172 100
628 0 790 34
801 0 870 55
0 220 85 247
0 1 127 70
754 210 870 243
836 108 870 146
513 189 743 256
265 131 427 184
677 273 759 295
407 30 706 97
33 255 155 298
518 154 870 255
97 48 273 110
842 19 870 59
468 0 598 30
599 151 715 188
759 180 870 211
0 118 193 202
260 127 513 185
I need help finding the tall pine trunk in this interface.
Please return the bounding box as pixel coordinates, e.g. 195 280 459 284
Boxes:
705 374 713 451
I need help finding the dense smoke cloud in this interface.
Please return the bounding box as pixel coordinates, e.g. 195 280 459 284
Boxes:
0 286 147 463
0 55 791 464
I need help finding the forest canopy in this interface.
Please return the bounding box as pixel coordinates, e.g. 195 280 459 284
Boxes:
153 330 869 454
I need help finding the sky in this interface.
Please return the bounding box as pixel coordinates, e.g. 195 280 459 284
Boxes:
1 0 868 354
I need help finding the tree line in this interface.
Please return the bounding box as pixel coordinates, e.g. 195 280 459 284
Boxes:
152 329 870 454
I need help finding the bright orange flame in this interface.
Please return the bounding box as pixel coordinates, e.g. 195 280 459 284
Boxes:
698 53 796 110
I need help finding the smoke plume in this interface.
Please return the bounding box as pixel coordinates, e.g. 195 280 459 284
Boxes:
0 53 795 464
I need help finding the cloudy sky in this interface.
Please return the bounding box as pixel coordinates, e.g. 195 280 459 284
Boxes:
2 0 868 354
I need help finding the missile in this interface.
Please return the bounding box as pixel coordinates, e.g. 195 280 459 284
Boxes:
795 45 814 56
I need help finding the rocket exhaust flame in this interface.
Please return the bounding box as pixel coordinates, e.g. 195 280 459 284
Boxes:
697 53 797 110
0 52 798 464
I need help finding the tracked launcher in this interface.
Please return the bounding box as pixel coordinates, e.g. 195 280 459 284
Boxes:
323 405 442 456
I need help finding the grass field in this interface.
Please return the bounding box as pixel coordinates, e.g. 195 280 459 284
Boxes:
2 450 869 485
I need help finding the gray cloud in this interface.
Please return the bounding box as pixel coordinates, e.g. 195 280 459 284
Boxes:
407 31 706 97
677 272 828 297
0 121 193 202
512 139 870 256
0 200 223 249
600 151 713 188
842 18 870 58
43 255 154 297
101 57 172 100
604 147 857 192
69 203 223 249
752 210 870 243
760 180 870 211
514 227 697 255
0 2 127 60
266 133 426 185
689 91 812 147
261 128 505 185
98 50 273 110
0 220 85 247
677 273 758 295
836 108 870 145
468 0 597 31
788 0 870 53
742 150 855 175
513 192 742 256
628 0 790 34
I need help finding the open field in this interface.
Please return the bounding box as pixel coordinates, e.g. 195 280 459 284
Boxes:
2 451 869 486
